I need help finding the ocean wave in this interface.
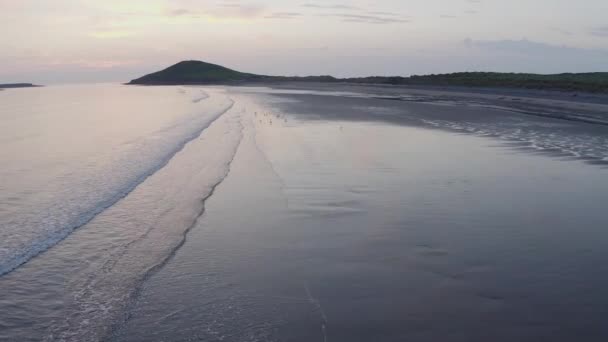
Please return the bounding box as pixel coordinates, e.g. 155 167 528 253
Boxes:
42 102 245 342
0 89 231 276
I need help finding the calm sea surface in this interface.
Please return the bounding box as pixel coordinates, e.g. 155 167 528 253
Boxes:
1 84 608 341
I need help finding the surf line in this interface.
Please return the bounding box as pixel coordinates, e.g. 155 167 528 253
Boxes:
305 283 329 342
0 99 235 278
107 101 244 340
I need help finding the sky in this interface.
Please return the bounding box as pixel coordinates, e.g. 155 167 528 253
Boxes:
1 0 607 83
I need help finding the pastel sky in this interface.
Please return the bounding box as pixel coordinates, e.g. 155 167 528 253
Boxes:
1 0 607 83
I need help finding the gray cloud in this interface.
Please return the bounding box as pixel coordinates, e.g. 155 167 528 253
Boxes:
325 13 410 24
166 8 191 17
590 26 608 37
463 38 608 72
164 2 406 23
160 1 267 19
551 27 573 36
463 38 599 55
465 0 481 14
302 2 407 24
368 11 398 16
302 3 360 10
264 12 303 19
215 2 266 17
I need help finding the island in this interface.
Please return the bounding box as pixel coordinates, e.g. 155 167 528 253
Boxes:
0 83 40 89
128 60 608 94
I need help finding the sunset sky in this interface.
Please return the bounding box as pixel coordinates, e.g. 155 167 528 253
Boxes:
1 0 607 83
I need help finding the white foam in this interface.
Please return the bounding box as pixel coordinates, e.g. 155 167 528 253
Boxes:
0 86 233 276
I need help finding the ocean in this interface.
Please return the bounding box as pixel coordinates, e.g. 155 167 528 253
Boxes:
2 84 608 341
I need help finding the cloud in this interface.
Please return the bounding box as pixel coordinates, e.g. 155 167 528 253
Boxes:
302 3 360 10
166 8 191 17
218 2 264 15
89 30 135 39
551 27 573 36
590 26 608 37
88 18 138 39
368 11 398 16
302 2 407 24
162 1 406 24
465 0 481 14
463 38 599 55
321 13 410 24
462 38 608 72
333 14 409 24
162 1 266 20
264 12 303 19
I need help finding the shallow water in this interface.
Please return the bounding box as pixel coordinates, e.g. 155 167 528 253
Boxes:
2 85 608 341
0 85 243 341
0 84 231 276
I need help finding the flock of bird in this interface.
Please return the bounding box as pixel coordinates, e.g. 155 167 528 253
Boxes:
254 111 287 126
253 110 343 131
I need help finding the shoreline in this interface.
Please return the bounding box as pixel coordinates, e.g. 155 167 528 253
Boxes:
0 83 41 89
235 82 608 128
125 81 608 128
260 81 608 105
127 81 608 103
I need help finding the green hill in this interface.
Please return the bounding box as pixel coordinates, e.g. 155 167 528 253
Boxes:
128 60 262 84
129 61 608 93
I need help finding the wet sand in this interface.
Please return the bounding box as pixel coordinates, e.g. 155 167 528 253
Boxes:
112 87 608 342
256 82 608 125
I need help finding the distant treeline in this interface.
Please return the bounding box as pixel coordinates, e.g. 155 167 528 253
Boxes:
346 72 608 93
0 83 39 89
129 61 608 94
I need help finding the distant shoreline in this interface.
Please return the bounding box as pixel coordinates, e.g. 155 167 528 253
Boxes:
128 77 608 95
0 83 41 89
262 81 608 104
127 60 608 95
129 78 608 127
129 79 608 106
263 81 608 127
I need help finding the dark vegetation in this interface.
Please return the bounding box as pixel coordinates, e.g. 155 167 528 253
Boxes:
129 61 608 94
389 72 608 93
129 61 260 84
0 83 39 89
